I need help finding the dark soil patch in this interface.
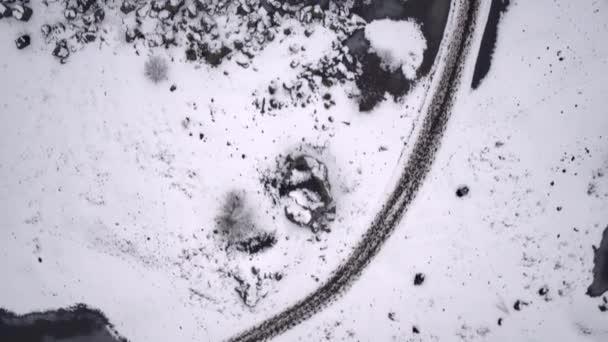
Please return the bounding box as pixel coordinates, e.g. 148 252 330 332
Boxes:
587 225 608 297
471 0 510 89
0 304 128 342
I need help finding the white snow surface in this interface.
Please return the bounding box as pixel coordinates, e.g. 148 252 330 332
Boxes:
0 0 607 342
364 18 427 79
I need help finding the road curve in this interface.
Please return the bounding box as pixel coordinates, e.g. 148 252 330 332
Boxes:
228 0 482 340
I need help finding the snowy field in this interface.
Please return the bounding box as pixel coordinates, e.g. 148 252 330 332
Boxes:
0 0 607 341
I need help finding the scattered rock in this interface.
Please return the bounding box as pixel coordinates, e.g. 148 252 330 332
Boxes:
15 34 30 49
513 299 528 311
52 40 70 63
456 185 470 198
0 3 12 19
235 231 277 254
414 273 425 286
10 4 32 22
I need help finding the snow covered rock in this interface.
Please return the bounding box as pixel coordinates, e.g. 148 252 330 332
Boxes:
279 155 335 232
10 4 32 22
364 18 426 80
0 3 12 19
52 40 70 63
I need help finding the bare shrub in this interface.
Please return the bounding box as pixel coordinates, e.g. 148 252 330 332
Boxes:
144 55 168 83
217 190 256 242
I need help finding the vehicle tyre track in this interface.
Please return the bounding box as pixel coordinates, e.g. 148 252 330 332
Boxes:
228 0 481 340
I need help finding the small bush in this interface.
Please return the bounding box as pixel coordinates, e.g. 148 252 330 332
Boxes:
217 190 256 242
144 55 168 83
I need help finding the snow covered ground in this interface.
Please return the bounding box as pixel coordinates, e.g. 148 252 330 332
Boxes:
0 0 607 341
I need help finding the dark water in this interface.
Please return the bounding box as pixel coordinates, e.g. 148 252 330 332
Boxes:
351 0 451 77
347 0 452 111
0 304 128 342
587 225 608 297
471 0 509 89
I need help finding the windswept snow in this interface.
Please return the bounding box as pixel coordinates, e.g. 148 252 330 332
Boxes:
364 18 427 80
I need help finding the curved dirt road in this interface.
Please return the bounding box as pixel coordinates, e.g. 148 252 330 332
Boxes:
228 0 482 340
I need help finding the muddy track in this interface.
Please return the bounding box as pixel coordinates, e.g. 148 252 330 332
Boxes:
227 0 481 341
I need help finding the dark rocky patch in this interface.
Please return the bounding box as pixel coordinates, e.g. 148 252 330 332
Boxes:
471 0 509 89
587 225 608 297
0 304 128 342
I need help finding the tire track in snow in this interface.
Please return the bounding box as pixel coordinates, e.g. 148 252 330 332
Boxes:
228 0 481 340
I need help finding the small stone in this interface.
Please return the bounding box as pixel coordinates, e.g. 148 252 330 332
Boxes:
11 5 33 22
52 41 70 62
15 35 30 49
414 273 425 286
64 8 77 20
0 3 12 19
170 84 177 92
456 185 469 198
41 24 51 37
94 8 105 23
513 300 528 311
412 326 420 334
120 1 137 14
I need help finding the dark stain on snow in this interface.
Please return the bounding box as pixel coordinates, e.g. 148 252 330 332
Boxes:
0 304 128 342
471 0 510 89
587 225 608 297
